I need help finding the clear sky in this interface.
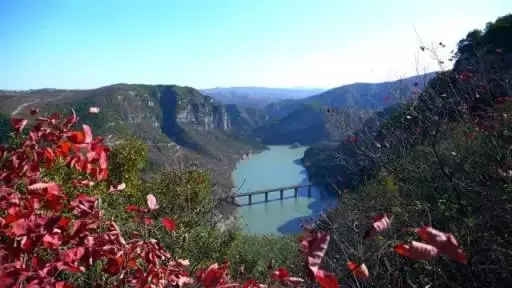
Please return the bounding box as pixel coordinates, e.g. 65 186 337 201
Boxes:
0 0 511 90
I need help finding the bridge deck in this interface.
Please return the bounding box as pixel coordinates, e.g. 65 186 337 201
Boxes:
234 184 311 197
221 183 313 206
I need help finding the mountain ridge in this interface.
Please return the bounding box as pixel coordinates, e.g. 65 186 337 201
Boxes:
0 72 439 199
0 83 266 199
200 86 327 108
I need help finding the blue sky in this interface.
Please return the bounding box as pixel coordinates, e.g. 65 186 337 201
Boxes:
0 0 511 90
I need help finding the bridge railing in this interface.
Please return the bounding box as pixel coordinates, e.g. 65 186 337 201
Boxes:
223 183 313 206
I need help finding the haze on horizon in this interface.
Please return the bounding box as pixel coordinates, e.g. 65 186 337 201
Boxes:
0 0 511 91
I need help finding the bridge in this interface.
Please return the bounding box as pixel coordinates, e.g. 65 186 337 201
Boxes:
222 183 313 206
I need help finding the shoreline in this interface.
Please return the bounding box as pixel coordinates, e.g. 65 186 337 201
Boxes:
220 145 324 233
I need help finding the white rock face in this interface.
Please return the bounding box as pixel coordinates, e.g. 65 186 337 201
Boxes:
176 101 231 132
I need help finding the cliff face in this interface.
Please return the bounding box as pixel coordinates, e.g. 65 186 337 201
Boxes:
167 86 232 131
0 84 265 196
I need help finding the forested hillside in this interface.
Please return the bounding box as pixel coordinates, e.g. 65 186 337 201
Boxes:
303 13 512 287
1 12 512 288
0 84 266 199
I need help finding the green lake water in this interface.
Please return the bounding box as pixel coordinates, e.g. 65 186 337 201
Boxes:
232 145 336 235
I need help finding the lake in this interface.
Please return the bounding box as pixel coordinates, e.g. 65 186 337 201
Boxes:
232 145 336 235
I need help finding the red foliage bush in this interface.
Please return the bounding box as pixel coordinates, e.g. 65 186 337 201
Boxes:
0 108 467 287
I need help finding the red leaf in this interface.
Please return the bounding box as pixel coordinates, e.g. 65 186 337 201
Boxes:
55 281 73 288
43 233 63 248
272 267 289 281
301 231 338 287
70 194 97 217
162 217 176 232
143 216 154 225
95 168 108 181
99 150 108 169
64 108 78 126
11 118 28 133
243 279 264 288
0 277 15 288
104 254 124 275
198 263 229 287
82 124 93 144
21 237 33 251
410 226 468 264
394 241 439 260
126 205 139 213
272 267 303 286
45 182 61 196
127 258 138 269
301 231 330 272
45 195 64 212
363 213 392 240
68 132 85 144
314 269 338 288
147 194 158 211
11 219 30 236
59 141 73 157
58 216 71 229
347 261 369 280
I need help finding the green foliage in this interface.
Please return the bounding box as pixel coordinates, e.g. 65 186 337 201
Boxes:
108 133 148 195
309 14 512 286
148 168 213 224
0 113 11 144
93 141 302 280
227 234 304 282
457 13 512 55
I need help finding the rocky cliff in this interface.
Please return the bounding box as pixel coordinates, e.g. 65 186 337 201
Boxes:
0 84 265 197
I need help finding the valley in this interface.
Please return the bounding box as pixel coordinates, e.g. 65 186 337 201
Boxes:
2 1 512 286
232 145 335 235
0 74 432 201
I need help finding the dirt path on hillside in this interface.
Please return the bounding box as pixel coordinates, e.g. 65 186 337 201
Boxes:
11 96 64 116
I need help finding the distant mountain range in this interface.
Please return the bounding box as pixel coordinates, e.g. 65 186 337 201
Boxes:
200 87 327 108
253 72 436 144
263 73 436 118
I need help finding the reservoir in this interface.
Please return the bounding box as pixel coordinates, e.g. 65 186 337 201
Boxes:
232 145 336 235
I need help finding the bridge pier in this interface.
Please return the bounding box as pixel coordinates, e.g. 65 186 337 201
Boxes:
280 189 283 200
308 185 312 198
294 187 298 197
265 192 268 202
248 194 252 205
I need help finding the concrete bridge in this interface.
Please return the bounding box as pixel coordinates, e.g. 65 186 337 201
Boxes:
222 183 313 206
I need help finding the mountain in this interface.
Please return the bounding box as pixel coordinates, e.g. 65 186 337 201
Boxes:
200 87 326 108
301 14 512 191
253 103 372 145
0 73 439 192
248 72 436 146
263 73 436 120
302 104 403 189
223 104 269 137
308 15 512 287
0 84 265 196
